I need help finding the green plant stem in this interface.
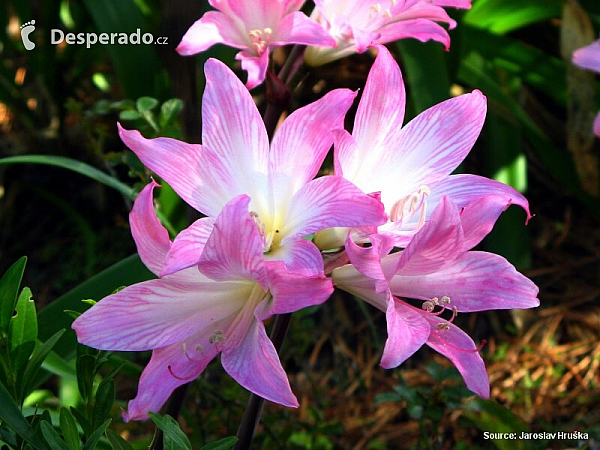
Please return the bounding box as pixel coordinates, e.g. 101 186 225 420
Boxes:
233 313 292 450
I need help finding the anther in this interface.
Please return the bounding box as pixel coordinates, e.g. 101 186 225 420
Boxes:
422 297 438 312
208 330 226 345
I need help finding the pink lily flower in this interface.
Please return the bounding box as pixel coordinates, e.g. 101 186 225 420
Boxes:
119 57 387 276
572 39 600 136
316 45 531 249
332 197 539 397
176 0 337 89
73 182 335 420
304 0 472 66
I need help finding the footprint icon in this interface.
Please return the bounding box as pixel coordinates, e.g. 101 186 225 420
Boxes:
20 20 36 51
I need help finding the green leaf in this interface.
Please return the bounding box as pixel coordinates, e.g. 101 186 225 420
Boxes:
119 110 142 121
464 0 562 35
0 156 136 200
8 288 38 375
148 413 192 450
136 96 159 112
70 407 92 439
82 419 111 450
159 99 184 129
105 429 135 450
21 330 66 400
59 408 81 450
461 25 566 105
0 382 48 450
457 51 584 197
9 287 37 350
0 421 18 448
200 437 238 450
395 40 451 113
40 421 70 450
82 0 167 99
92 379 115 429
0 257 27 334
463 398 529 450
76 354 96 402
42 351 77 382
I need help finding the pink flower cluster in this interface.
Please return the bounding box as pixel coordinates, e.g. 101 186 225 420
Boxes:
73 2 539 422
177 0 473 88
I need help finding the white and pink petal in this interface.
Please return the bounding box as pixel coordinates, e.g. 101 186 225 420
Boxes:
221 317 299 407
424 313 490 398
202 58 270 190
124 322 227 421
198 195 267 288
281 176 387 239
380 297 430 369
129 181 171 276
161 217 215 276
259 260 333 318
390 251 540 312
176 11 247 56
72 278 249 352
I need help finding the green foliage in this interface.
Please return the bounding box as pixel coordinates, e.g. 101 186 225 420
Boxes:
149 413 193 450
0 155 137 201
0 257 27 335
118 96 184 138
2 0 600 448
464 0 562 34
200 437 239 450
463 398 530 450
106 428 136 450
0 383 48 450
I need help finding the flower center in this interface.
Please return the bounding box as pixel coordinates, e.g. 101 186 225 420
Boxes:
250 210 283 254
389 185 430 230
248 28 272 55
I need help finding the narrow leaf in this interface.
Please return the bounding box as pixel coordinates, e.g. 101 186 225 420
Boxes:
92 379 115 429
70 407 92 439
0 156 136 200
82 419 111 450
59 408 80 450
200 437 239 450
105 429 135 450
0 256 27 334
40 421 70 450
21 329 66 399
148 413 192 450
0 382 47 450
76 354 96 402
9 287 37 353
